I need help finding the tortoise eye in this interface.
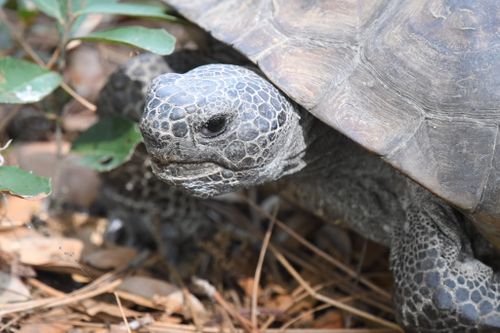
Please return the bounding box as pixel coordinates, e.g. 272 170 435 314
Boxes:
201 116 227 137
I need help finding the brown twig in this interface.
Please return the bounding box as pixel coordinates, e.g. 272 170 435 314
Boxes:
0 252 149 317
275 245 393 315
193 278 259 333
270 246 402 332
60 81 97 111
215 290 257 333
210 199 394 328
27 277 141 318
217 303 239 333
0 277 123 316
114 292 132 333
46 47 62 70
149 322 398 333
0 313 25 332
261 278 343 330
245 199 392 300
251 205 277 327
281 303 333 330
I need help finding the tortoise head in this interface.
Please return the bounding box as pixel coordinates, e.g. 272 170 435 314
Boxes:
139 64 307 197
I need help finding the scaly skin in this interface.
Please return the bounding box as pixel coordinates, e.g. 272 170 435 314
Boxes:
140 64 500 331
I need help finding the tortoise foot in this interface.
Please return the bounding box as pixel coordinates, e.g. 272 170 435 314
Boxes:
390 188 500 332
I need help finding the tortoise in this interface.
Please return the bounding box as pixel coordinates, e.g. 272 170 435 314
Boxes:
138 0 500 331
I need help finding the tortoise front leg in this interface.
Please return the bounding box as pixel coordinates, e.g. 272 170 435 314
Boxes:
391 186 500 332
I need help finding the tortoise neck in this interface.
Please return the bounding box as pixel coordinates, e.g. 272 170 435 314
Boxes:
278 107 408 245
290 108 347 179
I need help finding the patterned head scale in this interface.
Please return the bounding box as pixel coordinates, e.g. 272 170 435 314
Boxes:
140 64 304 197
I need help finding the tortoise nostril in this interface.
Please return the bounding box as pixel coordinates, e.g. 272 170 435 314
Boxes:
201 116 227 137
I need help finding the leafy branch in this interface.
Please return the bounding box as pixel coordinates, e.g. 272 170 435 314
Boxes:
0 0 177 198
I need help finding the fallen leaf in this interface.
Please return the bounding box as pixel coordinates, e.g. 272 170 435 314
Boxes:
0 195 43 229
117 276 207 318
118 276 178 299
82 298 142 317
18 236 83 266
83 246 137 270
0 228 41 253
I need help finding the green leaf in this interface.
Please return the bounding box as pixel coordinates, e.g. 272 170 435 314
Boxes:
0 57 62 104
71 115 143 172
69 0 117 37
32 0 64 23
75 26 175 55
0 166 51 198
75 2 176 21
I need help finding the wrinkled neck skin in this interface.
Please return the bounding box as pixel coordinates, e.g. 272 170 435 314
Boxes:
279 106 409 246
251 101 310 185
289 110 500 256
265 102 342 181
288 108 343 179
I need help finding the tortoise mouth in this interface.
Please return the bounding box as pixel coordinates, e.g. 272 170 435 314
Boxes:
150 160 224 180
150 159 239 198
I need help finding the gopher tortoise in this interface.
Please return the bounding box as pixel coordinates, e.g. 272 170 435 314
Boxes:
139 0 500 331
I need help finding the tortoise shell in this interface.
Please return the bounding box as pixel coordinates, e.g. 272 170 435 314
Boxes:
163 0 500 245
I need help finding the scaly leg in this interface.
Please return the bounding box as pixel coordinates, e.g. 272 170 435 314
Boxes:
391 185 500 332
